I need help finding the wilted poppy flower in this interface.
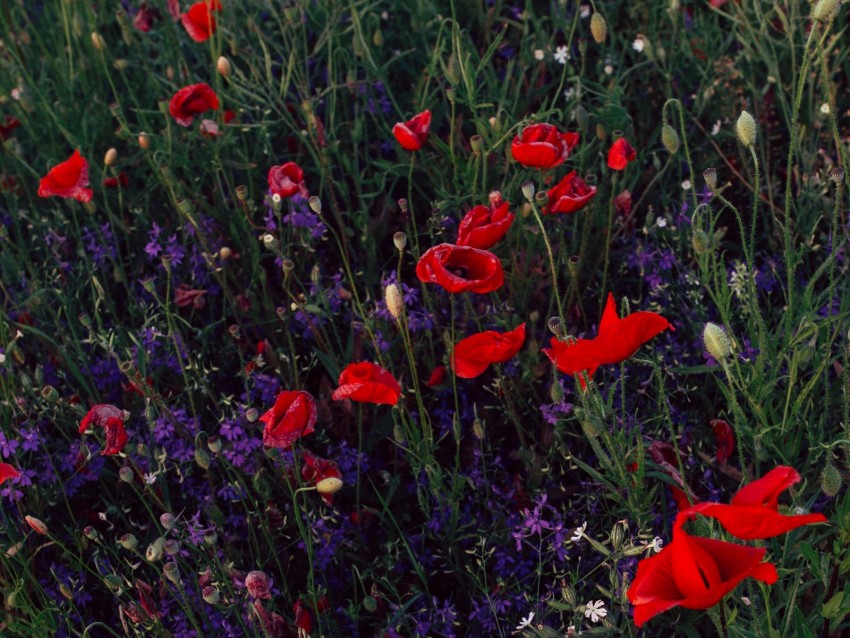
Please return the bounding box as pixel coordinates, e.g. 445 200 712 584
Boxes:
0 115 20 140
331 361 401 405
648 440 694 511
260 390 317 449
244 571 272 600
607 137 637 170
627 510 778 627
79 404 130 456
267 162 306 198
416 243 504 294
133 3 160 32
687 466 827 540
456 199 515 249
545 171 597 215
0 462 21 486
136 580 162 620
542 293 672 381
181 0 222 43
392 110 431 151
453 323 526 378
511 123 579 169
174 284 207 309
169 83 220 127
37 150 93 203
294 600 313 634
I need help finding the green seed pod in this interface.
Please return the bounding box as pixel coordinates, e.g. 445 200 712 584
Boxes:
821 458 842 497
363 595 378 612
203 586 221 605
610 521 627 550
574 104 589 133
550 381 564 404
118 533 138 550
661 124 679 154
692 230 711 255
195 448 211 470
163 562 180 585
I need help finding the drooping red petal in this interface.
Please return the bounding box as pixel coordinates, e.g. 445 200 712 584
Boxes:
0 462 21 485
687 502 826 540
731 465 800 510
452 323 526 379
102 417 129 455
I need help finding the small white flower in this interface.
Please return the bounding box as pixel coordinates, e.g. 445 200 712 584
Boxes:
820 103 830 115
515 611 535 631
711 119 722 136
604 64 614 75
0 353 5 365
632 37 645 53
649 536 664 552
741 596 751 606
681 179 692 191
143 472 159 485
585 600 607 623
571 522 587 542
564 87 575 101
534 49 545 61
656 217 668 228
554 45 570 64
580 4 591 18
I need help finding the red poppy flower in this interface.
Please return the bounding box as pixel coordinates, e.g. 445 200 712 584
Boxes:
102 417 129 455
607 137 637 170
169 83 220 127
511 123 579 169
103 172 129 188
331 361 401 405
392 110 431 152
542 293 673 380
294 600 313 634
416 244 504 294
456 199 515 249
260 390 317 449
80 404 130 456
425 365 447 387
37 150 93 203
0 462 21 486
267 162 306 198
133 3 159 32
686 466 827 540
0 115 20 140
710 419 734 464
545 171 597 214
627 511 778 627
301 451 341 504
452 323 526 378
180 0 222 43
244 571 272 600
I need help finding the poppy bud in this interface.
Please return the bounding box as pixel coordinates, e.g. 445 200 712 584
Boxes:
488 115 500 132
446 87 456 103
203 586 221 604
829 167 845 185
119 466 134 483
521 181 536 202
610 521 627 550
590 13 607 43
393 231 407 251
160 513 176 531
219 246 233 260
25 515 48 535
574 104 589 133
91 32 107 51
40 385 59 402
470 135 484 154
195 448 211 469
104 148 118 167
363 595 378 612
138 133 150 149
113 59 129 71
103 574 123 592
821 458 842 497
661 125 679 154
84 526 99 541
385 283 404 321
373 28 383 47
163 562 180 584
119 533 138 550
316 477 344 496
446 53 460 85
595 122 607 141
703 322 731 360
393 424 405 444
217 56 232 77
813 0 841 21
308 196 322 214
207 436 222 453
146 537 165 561
736 111 757 147
551 381 564 404
562 585 577 606
692 229 711 255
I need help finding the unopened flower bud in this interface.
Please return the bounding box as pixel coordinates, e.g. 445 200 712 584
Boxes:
610 521 626 550
104 148 118 167
146 537 165 561
692 230 711 255
138 132 150 149
91 32 107 51
703 323 731 360
163 562 180 584
813 0 841 22
661 125 679 154
160 513 176 531
551 381 564 404
78 312 92 328
521 181 536 202
217 55 232 77
203 586 221 604
735 111 757 147
472 418 485 439
562 585 577 606
316 477 344 495
207 436 222 453
590 13 607 43
568 255 581 279
308 196 322 214
393 231 407 251
119 467 134 483
821 458 842 496
119 533 138 550
195 448 211 469
574 104 589 133
25 515 48 535
219 246 233 260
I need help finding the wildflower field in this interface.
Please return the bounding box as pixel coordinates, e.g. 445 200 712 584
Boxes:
1 0 849 635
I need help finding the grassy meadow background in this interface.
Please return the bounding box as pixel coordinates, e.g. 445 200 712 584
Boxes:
0 0 849 636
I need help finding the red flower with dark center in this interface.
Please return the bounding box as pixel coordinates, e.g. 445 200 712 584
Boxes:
180 0 222 43
456 200 515 249
607 137 637 170
38 150 93 203
416 243 504 294
0 462 21 486
169 83 220 127
260 390 317 449
542 293 672 381
545 170 597 214
452 323 526 378
331 362 401 405
0 115 20 140
392 110 431 152
267 162 306 198
511 123 579 169
627 510 778 627
80 404 130 456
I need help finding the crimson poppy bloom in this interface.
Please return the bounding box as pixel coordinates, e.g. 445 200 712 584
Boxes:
607 137 637 170
181 0 222 43
416 244 504 294
37 150 93 203
627 511 778 627
545 171 597 215
392 110 431 152
267 162 306 198
511 123 579 169
0 462 21 486
542 293 672 380
169 83 220 127
456 199 515 249
452 323 526 378
260 390 317 449
331 361 401 405
0 115 20 140
686 466 827 540
80 404 130 456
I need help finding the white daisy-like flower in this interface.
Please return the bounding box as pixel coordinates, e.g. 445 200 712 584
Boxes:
534 49 545 61
515 611 535 631
820 103 830 115
580 4 591 18
571 522 587 542
143 472 159 485
649 536 664 553
681 179 692 190
585 600 607 623
554 45 570 64
632 37 645 53
656 217 668 228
